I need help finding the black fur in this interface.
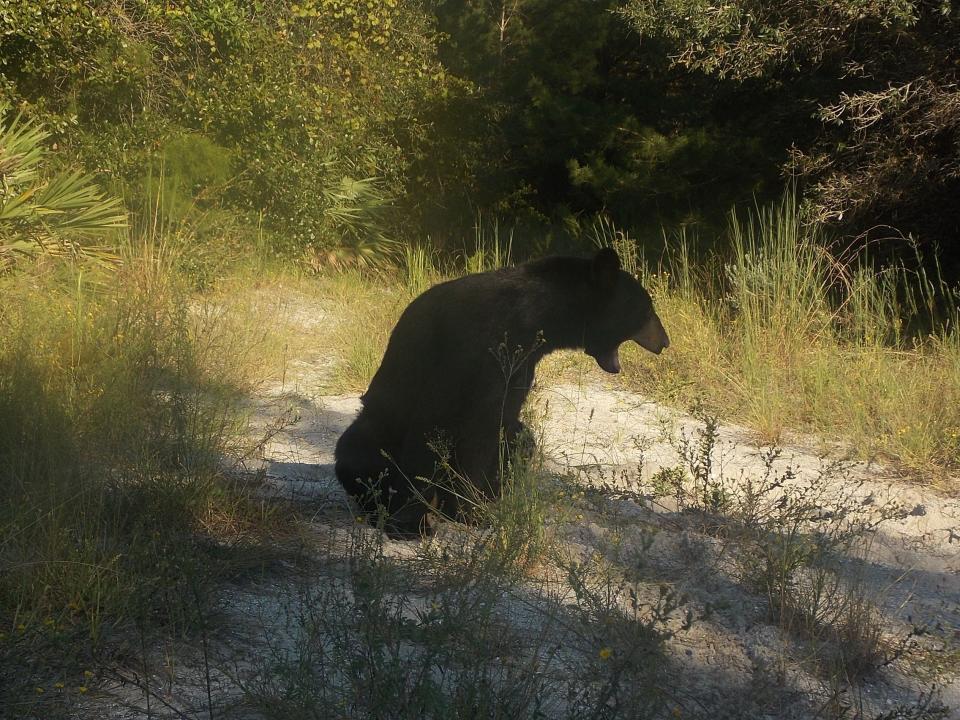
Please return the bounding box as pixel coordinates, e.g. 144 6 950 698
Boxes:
334 248 668 535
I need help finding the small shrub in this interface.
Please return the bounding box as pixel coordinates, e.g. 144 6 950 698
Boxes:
722 451 906 682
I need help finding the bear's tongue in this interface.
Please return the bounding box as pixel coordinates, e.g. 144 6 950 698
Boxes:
595 346 621 374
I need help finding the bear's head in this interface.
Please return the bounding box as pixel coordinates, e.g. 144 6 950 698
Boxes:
584 247 670 374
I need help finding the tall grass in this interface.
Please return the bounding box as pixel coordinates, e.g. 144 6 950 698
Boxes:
403 243 440 297
622 193 960 473
0 237 283 715
465 212 513 274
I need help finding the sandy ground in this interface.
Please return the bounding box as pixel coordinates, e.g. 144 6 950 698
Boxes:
242 373 959 711
83 291 960 719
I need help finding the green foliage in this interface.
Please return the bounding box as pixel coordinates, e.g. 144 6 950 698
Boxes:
320 174 396 267
0 0 448 259
0 102 125 265
727 449 905 681
656 415 907 684
158 133 232 205
621 0 922 78
620 0 960 273
3 0 957 269
423 0 787 246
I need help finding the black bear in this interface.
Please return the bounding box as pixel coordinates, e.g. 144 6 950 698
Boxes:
335 247 669 535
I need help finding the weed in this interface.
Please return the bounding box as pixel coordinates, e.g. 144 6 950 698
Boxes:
464 212 513 274
245 522 549 719
708 439 904 683
675 405 730 513
246 467 685 720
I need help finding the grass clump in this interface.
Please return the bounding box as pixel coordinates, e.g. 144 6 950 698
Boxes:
621 193 960 475
0 241 285 717
730 456 902 682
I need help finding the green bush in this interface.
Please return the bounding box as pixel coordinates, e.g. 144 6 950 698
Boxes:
1 0 449 259
0 101 125 266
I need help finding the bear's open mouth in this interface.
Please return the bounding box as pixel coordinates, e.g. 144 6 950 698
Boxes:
594 346 622 374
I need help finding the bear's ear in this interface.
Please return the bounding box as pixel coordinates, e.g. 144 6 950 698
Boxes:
592 247 621 289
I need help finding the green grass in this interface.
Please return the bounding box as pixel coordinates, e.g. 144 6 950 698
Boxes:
0 239 293 717
621 195 960 477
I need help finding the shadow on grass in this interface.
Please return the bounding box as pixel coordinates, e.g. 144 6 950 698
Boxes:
14 384 952 720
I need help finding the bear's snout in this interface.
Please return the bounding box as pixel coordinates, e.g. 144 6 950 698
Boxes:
633 314 669 354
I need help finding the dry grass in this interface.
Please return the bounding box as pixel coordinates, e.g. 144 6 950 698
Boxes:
5 220 950 717
622 199 960 477
0 239 295 717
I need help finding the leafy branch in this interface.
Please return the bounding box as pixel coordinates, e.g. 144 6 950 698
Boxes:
0 102 126 267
